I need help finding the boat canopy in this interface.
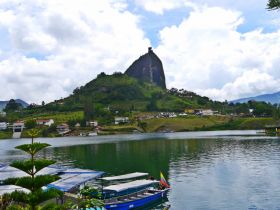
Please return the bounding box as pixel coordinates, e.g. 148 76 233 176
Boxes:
0 185 30 196
48 169 104 192
103 180 158 193
0 164 64 181
100 172 148 181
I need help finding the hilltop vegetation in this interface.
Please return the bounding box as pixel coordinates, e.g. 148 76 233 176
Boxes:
41 72 206 113
2 72 280 122
1 72 280 139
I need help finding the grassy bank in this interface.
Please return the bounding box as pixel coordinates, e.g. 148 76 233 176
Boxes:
142 116 277 132
0 130 12 139
142 116 229 132
99 125 141 134
6 111 84 125
0 115 277 139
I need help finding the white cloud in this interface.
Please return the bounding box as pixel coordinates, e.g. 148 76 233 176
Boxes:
200 70 280 101
156 6 280 101
1 0 280 103
134 0 192 15
0 0 150 103
134 0 267 14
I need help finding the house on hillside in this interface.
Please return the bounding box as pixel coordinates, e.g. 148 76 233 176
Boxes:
115 117 129 125
201 109 214 116
0 122 7 130
87 121 98 127
179 113 188 116
36 119 54 127
56 124 70 135
195 109 217 116
156 112 177 118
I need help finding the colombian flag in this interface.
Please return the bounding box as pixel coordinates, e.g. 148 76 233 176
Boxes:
160 172 170 188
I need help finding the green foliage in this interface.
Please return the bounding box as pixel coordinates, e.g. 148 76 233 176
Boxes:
6 204 25 210
80 185 100 198
267 0 280 10
273 106 280 120
0 193 12 210
138 121 147 132
40 202 68 210
15 143 51 156
25 120 36 129
11 159 55 175
8 73 280 127
4 132 62 210
8 188 62 209
71 186 104 210
42 124 58 137
4 99 23 112
0 130 12 139
27 129 40 139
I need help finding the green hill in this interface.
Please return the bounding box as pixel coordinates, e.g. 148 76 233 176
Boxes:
45 72 205 113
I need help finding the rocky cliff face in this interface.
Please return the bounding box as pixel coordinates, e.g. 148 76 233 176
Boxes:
125 47 166 89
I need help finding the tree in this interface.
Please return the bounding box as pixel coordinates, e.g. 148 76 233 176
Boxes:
72 186 104 210
4 99 23 112
138 121 147 132
4 129 62 210
25 120 36 129
84 99 94 121
267 0 280 10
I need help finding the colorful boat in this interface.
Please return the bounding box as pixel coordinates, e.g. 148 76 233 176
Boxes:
104 188 169 210
97 173 170 210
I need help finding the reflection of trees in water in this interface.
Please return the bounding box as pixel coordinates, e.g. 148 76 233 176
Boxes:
46 138 280 178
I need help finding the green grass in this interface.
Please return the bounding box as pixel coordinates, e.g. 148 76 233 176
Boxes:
101 124 140 134
142 116 277 132
201 117 276 130
238 117 275 129
0 130 12 139
143 116 230 132
19 111 84 124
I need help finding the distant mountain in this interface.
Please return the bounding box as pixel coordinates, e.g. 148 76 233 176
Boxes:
0 99 29 111
232 92 280 104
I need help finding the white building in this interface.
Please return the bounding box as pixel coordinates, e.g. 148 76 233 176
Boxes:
196 109 215 116
13 121 24 132
87 121 98 127
0 122 7 130
36 119 54 127
202 109 214 116
115 117 129 125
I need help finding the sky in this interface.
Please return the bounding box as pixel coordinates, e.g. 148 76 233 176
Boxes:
0 0 280 103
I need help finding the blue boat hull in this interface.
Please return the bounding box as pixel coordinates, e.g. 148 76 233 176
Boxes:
104 189 169 210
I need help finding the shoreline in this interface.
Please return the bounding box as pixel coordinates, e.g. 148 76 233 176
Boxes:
0 129 269 141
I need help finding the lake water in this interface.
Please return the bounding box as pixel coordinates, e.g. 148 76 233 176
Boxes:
1 130 280 209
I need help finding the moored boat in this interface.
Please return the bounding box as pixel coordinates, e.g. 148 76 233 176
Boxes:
94 172 170 209
103 188 169 210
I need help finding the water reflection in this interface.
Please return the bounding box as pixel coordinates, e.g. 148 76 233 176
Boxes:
1 132 280 209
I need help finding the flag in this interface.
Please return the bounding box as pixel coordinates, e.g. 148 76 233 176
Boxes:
160 172 170 188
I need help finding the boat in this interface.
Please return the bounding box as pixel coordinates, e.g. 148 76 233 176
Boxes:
102 184 169 210
95 172 170 210
44 169 169 209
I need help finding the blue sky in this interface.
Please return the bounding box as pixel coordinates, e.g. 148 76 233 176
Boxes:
0 0 280 103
